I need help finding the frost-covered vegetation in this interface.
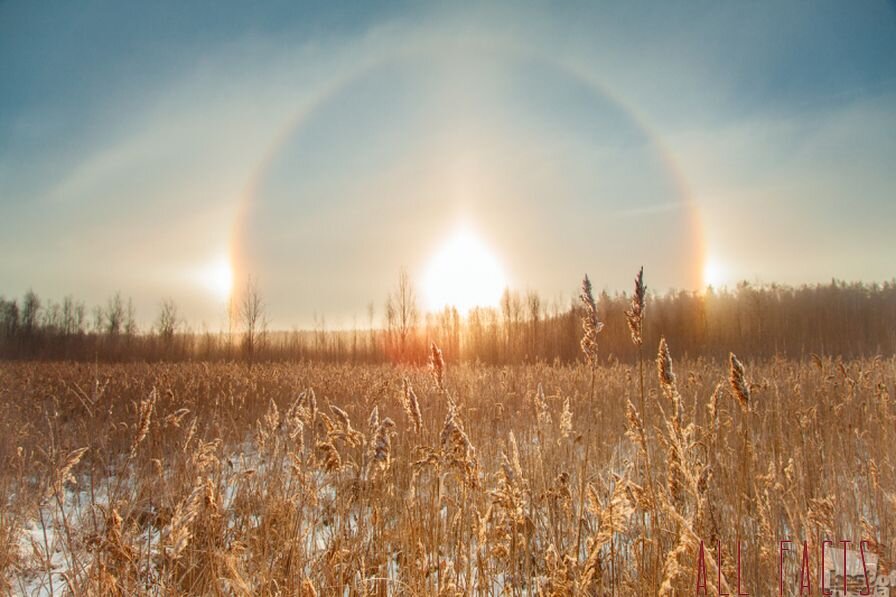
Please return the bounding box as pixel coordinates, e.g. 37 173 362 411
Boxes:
0 350 893 595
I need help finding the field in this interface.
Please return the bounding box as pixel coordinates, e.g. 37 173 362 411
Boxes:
0 349 893 596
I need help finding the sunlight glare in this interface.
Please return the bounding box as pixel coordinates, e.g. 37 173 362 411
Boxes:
703 256 727 288
198 254 234 301
424 227 506 314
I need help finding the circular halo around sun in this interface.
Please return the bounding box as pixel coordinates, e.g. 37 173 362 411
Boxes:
238 43 703 326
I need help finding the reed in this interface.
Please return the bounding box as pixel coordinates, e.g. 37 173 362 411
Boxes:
0 344 892 594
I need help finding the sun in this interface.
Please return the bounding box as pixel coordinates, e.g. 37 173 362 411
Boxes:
424 226 506 314
197 254 234 301
702 255 727 289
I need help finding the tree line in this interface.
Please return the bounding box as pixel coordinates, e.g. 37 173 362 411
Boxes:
2 273 895 364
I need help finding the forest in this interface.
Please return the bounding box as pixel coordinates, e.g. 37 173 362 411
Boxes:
2 276 895 364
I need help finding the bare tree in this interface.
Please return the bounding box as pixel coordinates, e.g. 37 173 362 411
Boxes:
239 276 267 368
156 298 179 355
366 301 376 359
91 305 104 335
385 267 418 359
0 298 19 340
105 293 125 337
225 295 237 359
124 298 138 342
385 296 397 354
21 290 40 339
500 288 523 362
527 290 542 361
61 295 86 336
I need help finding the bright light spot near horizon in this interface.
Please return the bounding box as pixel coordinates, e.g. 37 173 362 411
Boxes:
424 226 506 314
198 254 234 301
703 256 727 288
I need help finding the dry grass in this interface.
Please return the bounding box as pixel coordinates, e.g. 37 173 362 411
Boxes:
0 351 893 595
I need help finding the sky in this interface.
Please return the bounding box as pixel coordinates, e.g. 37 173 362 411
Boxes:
1 1 895 329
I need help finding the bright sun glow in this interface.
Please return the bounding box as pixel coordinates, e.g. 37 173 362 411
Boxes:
424 227 506 314
703 256 727 288
198 254 234 301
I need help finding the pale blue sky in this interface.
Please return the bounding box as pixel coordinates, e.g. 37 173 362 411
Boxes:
1 1 895 328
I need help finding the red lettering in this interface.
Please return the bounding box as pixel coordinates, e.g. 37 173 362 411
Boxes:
799 541 811 594
718 540 729 596
779 540 791 596
821 540 833 596
859 540 871 596
840 540 852 594
696 540 708 595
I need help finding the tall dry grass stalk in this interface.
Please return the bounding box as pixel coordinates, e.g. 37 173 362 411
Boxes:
0 347 892 594
579 275 603 368
625 266 648 436
728 352 751 412
429 341 445 393
625 266 646 347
